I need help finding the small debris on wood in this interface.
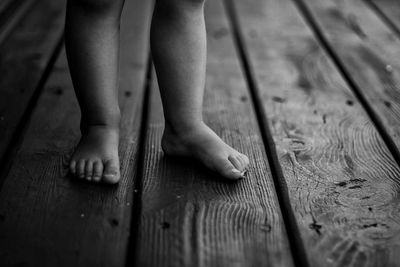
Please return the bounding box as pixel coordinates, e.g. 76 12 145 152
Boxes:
309 221 322 235
110 218 119 227
212 27 229 39
161 222 170 229
54 88 63 95
350 178 367 183
260 224 271 232
272 96 286 103
362 223 378 229
335 181 347 187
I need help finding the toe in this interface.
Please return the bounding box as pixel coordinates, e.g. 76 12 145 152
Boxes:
92 161 103 182
239 153 250 167
70 160 77 175
77 160 86 179
85 161 94 181
213 156 243 180
228 154 243 171
102 159 120 184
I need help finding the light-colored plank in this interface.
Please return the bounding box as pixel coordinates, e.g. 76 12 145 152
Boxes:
300 0 400 162
367 0 400 33
232 0 400 266
0 0 152 266
134 0 294 266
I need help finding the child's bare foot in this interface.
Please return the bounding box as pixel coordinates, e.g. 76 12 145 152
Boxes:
161 122 250 180
69 125 120 184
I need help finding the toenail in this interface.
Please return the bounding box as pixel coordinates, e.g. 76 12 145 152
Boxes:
232 169 241 174
103 173 116 178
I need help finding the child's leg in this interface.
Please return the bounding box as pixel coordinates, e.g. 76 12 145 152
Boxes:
151 0 249 180
65 0 125 183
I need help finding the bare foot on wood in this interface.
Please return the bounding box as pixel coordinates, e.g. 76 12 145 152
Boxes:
161 122 249 180
69 125 120 184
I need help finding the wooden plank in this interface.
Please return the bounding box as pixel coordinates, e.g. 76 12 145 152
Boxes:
299 0 400 163
0 0 152 266
232 0 400 266
0 0 36 44
134 1 294 266
367 0 400 34
0 0 64 168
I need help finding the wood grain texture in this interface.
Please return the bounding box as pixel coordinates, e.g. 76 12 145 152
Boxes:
134 1 294 266
367 0 400 31
0 0 64 166
0 0 36 44
300 0 400 163
0 0 152 266
232 0 400 266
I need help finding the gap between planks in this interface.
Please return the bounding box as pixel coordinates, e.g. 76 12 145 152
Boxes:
0 0 152 265
292 0 400 169
223 1 311 267
0 38 63 183
231 0 400 265
0 23 64 188
125 56 153 267
0 0 36 44
363 0 400 38
133 0 294 266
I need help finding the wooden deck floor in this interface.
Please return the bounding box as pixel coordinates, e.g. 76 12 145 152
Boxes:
1 0 400 266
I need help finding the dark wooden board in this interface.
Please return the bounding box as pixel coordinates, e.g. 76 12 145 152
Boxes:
0 0 152 266
232 0 400 266
134 1 294 266
367 0 400 32
0 0 64 168
0 0 35 44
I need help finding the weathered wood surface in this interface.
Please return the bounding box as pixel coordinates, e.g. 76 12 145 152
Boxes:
367 0 400 32
0 0 36 43
134 0 294 266
232 0 400 266
2 0 400 265
300 0 400 162
0 0 64 168
0 0 152 266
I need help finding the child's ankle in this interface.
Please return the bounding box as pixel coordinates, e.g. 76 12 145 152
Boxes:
164 119 204 136
80 115 121 134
